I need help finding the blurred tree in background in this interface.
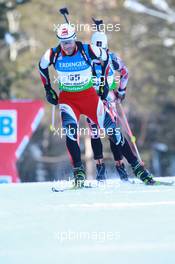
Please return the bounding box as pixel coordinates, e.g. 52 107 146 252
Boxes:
0 0 175 180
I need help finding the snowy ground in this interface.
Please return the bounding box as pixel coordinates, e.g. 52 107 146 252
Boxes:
0 178 175 264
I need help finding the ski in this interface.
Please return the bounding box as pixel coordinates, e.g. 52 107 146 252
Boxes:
151 180 174 186
51 183 94 192
51 180 107 192
120 178 136 184
51 184 93 192
51 179 174 192
131 179 174 186
121 179 174 186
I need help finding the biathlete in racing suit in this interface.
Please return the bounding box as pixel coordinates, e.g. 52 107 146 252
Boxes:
87 30 130 181
39 23 155 187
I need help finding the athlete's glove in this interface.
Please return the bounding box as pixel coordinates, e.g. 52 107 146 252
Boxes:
115 88 126 103
45 85 58 105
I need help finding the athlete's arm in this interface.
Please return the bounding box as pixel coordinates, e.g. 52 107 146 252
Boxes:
111 52 128 93
38 49 58 105
38 48 53 88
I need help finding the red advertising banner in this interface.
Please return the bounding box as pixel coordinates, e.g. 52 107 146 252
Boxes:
0 100 44 183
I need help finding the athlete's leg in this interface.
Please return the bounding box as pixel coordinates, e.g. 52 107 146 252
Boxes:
87 117 106 180
59 103 86 187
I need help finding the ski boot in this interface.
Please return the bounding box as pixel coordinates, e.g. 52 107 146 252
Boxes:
116 162 129 182
73 165 86 188
132 161 155 185
96 163 106 181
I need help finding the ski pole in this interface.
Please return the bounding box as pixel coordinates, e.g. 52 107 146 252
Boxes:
117 103 143 164
59 7 69 23
92 17 103 31
50 105 56 132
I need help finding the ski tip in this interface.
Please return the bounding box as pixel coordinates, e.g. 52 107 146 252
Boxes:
51 187 64 192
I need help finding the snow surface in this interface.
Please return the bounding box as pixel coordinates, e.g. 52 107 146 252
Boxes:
0 178 175 264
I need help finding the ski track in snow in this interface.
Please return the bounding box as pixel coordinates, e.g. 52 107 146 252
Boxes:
0 177 175 264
